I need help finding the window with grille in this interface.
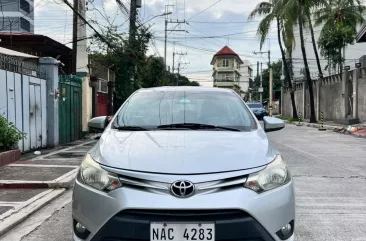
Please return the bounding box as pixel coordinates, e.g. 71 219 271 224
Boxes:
20 0 30 13
20 18 30 32
98 79 108 93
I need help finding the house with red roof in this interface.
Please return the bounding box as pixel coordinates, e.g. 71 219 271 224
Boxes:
211 46 251 96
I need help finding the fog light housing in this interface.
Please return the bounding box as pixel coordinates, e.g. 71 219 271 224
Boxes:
73 219 91 239
76 223 86 233
276 220 294 240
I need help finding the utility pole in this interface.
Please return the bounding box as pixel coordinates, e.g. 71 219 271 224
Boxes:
268 50 273 116
176 62 189 86
129 0 137 86
256 61 259 101
260 62 263 104
72 0 79 74
254 50 272 115
173 51 187 74
164 4 186 69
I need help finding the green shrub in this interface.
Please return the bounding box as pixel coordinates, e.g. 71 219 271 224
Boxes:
0 115 26 152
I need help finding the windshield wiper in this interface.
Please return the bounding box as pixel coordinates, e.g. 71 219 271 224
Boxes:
157 123 241 132
113 125 150 131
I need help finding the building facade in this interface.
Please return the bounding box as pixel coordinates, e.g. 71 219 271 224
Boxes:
211 46 252 97
291 22 366 80
239 60 253 95
0 0 34 33
211 46 243 94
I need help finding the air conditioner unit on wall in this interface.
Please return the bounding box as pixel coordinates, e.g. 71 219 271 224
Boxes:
136 0 142 8
359 55 366 68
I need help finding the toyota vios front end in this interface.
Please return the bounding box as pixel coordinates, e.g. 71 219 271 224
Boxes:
72 87 295 241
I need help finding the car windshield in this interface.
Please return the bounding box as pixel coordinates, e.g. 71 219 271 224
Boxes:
247 103 263 109
113 89 257 131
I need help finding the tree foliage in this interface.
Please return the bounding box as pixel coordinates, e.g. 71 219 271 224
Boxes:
89 27 199 113
318 23 355 70
315 0 365 70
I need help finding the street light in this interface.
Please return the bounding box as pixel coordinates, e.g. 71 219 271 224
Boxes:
137 12 172 29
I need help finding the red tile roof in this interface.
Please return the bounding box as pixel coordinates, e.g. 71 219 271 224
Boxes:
214 46 238 57
211 45 243 64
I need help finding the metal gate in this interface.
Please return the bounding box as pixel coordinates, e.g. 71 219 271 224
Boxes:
59 75 82 144
97 92 109 116
0 70 47 152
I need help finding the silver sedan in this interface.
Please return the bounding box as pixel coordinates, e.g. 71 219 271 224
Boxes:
72 86 295 241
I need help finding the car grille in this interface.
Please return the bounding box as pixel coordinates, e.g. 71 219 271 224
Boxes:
91 209 274 241
119 209 248 220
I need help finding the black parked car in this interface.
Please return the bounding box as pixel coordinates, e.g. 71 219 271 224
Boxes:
247 102 268 120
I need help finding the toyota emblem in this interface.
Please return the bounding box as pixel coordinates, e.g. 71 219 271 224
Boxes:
170 180 195 198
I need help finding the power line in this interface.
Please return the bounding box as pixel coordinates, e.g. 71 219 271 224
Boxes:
187 0 223 20
189 20 260 24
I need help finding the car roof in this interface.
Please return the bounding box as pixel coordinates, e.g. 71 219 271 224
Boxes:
136 86 235 94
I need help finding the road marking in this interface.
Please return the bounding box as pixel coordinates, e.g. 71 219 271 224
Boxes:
57 150 89 153
0 189 54 221
29 140 96 161
53 168 79 182
0 202 22 206
0 189 65 237
0 190 72 241
7 164 79 168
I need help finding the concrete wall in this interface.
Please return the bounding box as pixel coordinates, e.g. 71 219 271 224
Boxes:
282 68 366 123
358 70 366 122
319 79 342 121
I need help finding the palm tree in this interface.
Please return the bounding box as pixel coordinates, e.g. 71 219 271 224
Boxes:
249 1 298 119
298 2 317 123
280 0 318 123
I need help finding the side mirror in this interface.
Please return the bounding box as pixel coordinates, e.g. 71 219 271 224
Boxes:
263 116 285 132
88 116 108 132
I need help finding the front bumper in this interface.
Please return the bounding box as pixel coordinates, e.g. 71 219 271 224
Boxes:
72 176 295 241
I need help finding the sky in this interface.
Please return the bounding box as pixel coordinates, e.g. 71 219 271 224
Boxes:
34 0 283 86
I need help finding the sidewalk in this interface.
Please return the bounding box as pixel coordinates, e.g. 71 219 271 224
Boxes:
0 138 97 237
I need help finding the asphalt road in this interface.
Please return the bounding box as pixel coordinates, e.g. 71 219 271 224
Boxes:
2 124 366 241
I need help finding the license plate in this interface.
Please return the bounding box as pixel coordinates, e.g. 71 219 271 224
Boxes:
150 223 215 241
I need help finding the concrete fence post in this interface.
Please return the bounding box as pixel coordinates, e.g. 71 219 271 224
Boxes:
316 80 320 121
280 87 284 116
341 68 349 119
353 69 359 120
302 81 307 119
39 57 59 147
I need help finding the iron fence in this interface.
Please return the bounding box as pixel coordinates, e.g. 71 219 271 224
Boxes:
0 53 46 79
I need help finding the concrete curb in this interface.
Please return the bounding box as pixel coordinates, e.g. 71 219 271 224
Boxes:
284 120 339 130
0 188 66 237
0 150 21 167
0 168 78 189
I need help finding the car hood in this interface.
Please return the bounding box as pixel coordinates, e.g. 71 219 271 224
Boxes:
90 129 277 174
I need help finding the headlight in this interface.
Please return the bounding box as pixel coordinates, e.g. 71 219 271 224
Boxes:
244 155 291 193
78 154 122 192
